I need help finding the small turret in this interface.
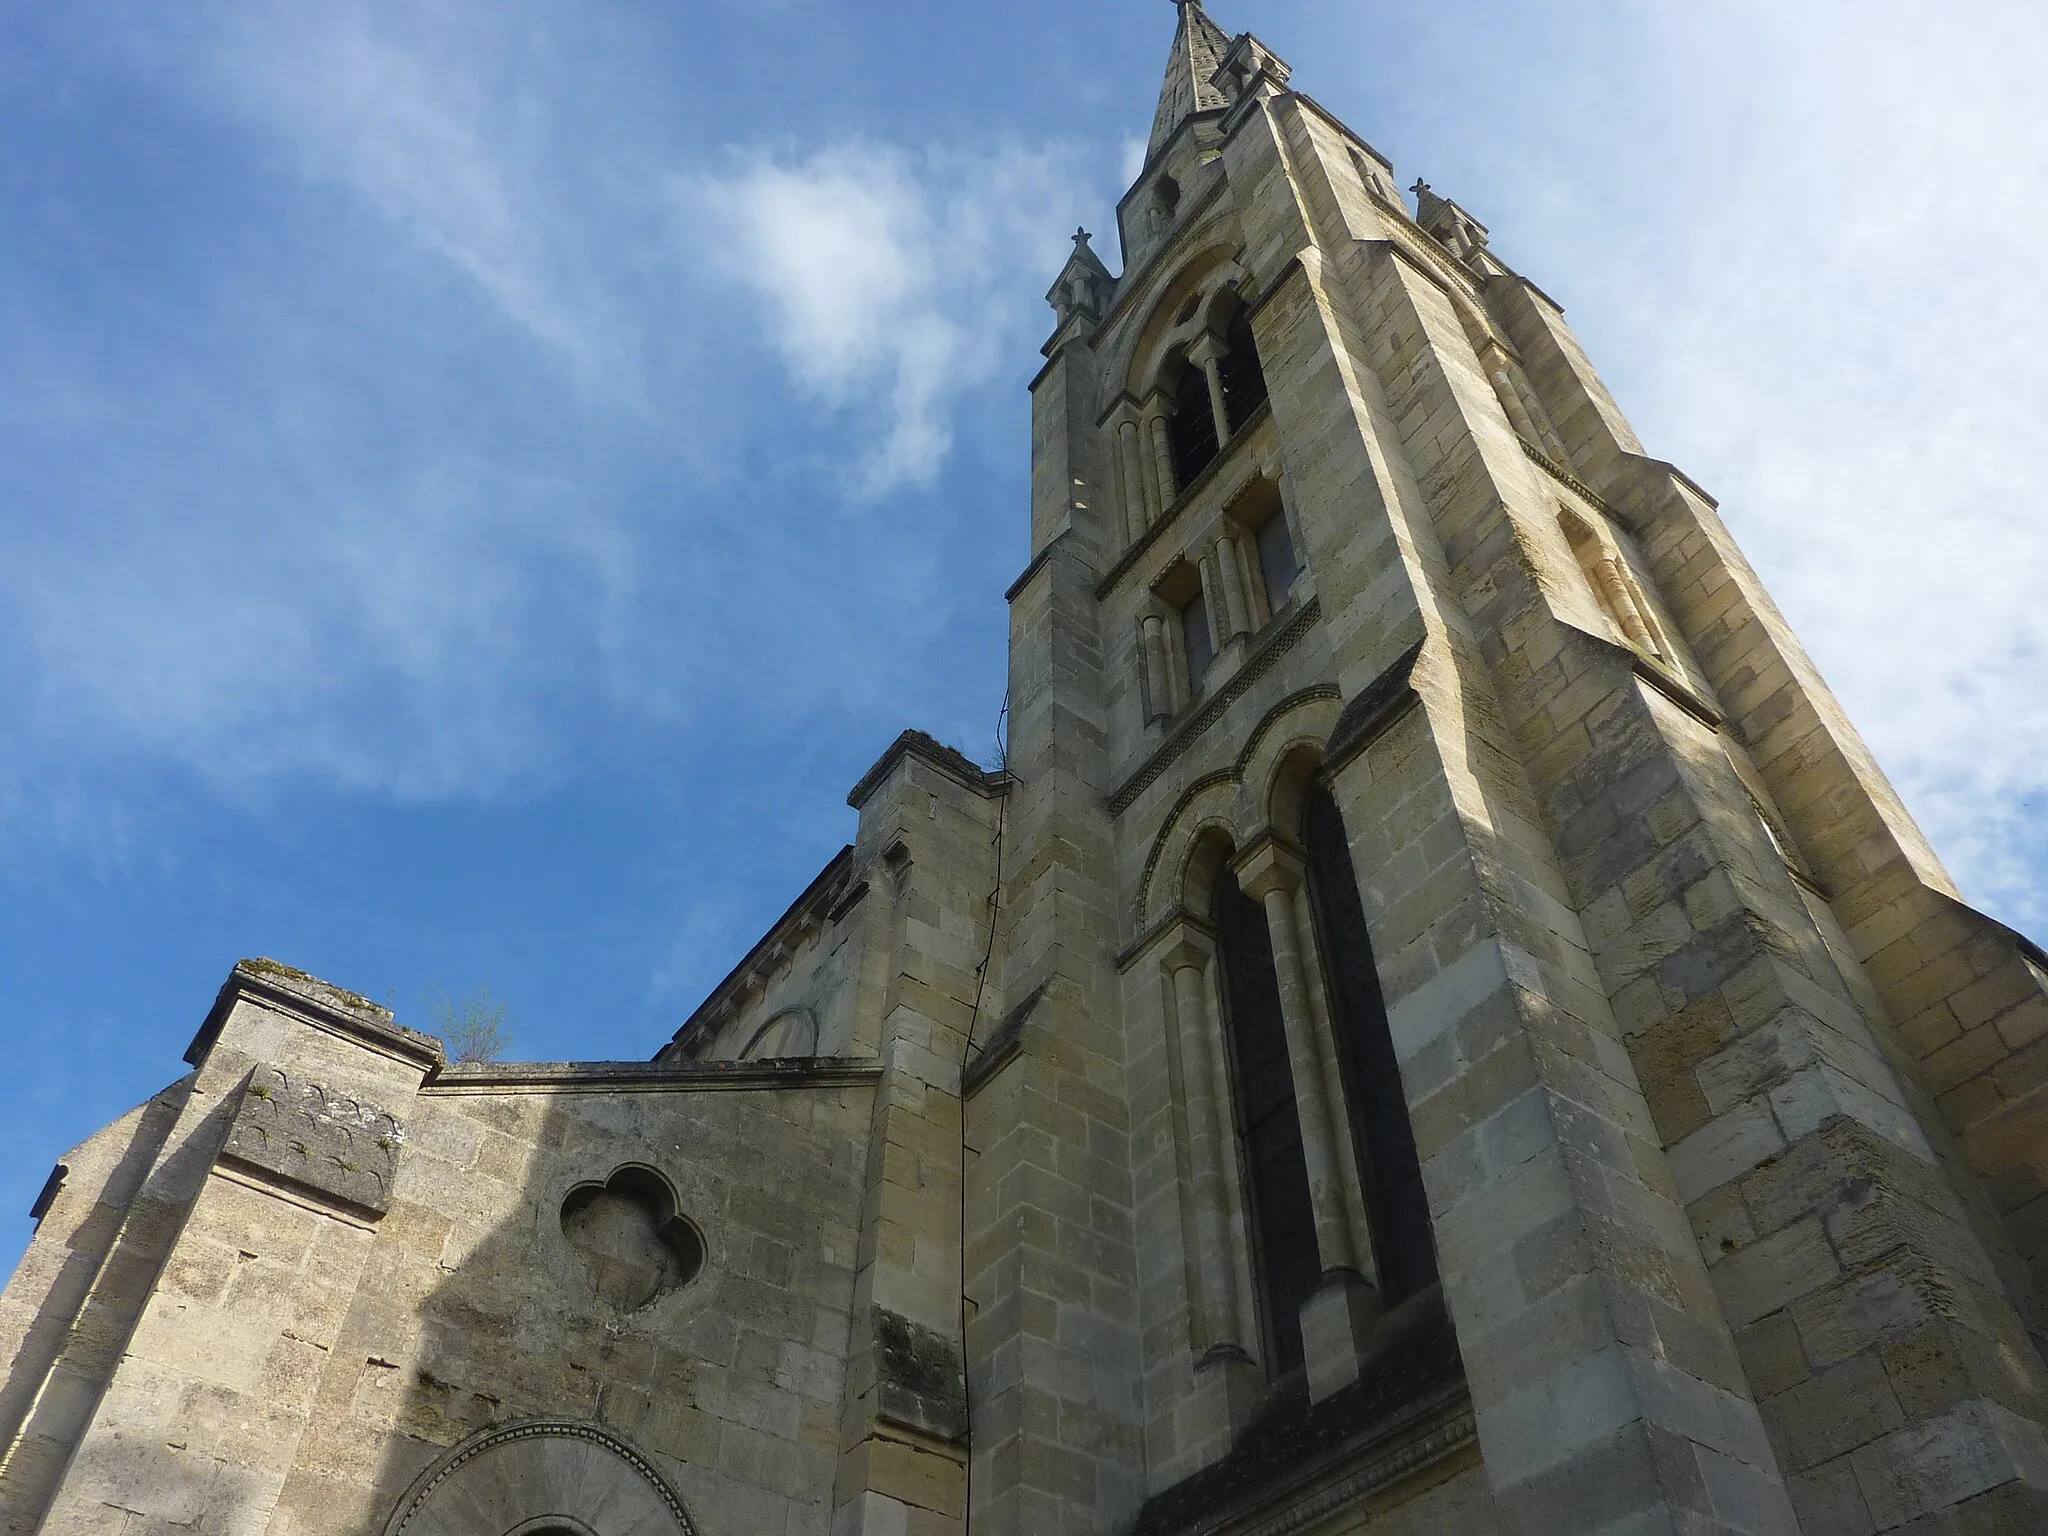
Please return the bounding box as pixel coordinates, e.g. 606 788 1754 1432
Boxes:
1044 227 1117 341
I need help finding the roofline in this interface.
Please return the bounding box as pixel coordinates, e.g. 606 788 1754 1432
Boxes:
658 846 857 1057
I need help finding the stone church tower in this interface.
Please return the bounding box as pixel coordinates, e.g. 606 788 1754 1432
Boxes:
5 4 2047 1533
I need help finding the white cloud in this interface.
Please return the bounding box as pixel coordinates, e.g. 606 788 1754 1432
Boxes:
1616 1 2048 929
134 0 631 390
1348 0 2048 929
687 141 1091 494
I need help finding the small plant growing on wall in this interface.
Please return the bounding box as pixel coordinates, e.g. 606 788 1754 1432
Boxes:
430 982 513 1064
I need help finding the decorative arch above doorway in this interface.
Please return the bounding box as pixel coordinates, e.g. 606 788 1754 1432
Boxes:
381 1420 696 1536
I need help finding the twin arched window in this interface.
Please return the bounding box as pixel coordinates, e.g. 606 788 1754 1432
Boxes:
1210 786 1435 1374
1164 304 1268 495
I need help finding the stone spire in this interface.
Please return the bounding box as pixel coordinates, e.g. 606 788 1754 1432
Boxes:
1147 0 1234 162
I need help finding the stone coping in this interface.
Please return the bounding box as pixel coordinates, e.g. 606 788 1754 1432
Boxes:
424 1057 883 1095
187 959 445 1072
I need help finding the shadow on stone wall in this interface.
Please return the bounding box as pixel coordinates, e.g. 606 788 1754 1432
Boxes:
319 1061 870 1536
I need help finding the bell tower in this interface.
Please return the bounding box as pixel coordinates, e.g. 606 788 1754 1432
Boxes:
966 2 2048 1532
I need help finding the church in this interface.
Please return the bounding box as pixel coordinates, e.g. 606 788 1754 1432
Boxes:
6 4 2048 1532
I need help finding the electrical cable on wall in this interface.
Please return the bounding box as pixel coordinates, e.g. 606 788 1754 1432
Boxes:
955 687 1008 1534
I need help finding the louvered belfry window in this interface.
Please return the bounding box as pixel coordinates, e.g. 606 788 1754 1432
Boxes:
1166 362 1220 492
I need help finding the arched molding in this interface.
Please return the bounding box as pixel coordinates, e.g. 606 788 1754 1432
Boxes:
381 1420 696 1536
1179 820 1244 922
1142 783 1237 926
1240 698 1343 830
739 1005 819 1060
1130 256 1254 405
1100 236 1247 402
1138 687 1345 925
1260 740 1331 846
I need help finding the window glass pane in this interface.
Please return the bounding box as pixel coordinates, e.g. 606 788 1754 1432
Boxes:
1256 513 1300 613
1181 591 1215 692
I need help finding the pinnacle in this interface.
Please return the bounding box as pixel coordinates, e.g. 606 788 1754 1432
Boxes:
1147 0 1234 161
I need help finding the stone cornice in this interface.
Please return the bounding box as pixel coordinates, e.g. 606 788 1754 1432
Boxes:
660 846 857 1057
1521 438 1639 531
186 959 445 1073
425 1058 882 1095
847 730 1010 811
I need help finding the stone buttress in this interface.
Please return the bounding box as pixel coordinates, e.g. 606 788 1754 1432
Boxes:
4 5 2047 1536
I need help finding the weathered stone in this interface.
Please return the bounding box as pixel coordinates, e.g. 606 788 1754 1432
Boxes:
221 1065 405 1217
6 9 2046 1536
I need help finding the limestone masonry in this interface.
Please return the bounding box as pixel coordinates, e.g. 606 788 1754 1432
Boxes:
7 5 2048 1532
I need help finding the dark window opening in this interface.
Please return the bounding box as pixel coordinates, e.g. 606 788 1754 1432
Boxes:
1302 787 1438 1303
1214 865 1320 1376
1218 305 1269 433
1166 362 1220 492
1254 510 1300 616
1180 590 1215 695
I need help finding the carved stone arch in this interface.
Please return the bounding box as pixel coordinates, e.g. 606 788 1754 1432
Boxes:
1140 774 1238 925
1260 741 1330 846
1100 238 1242 401
1179 820 1242 923
1133 255 1253 405
1233 690 1344 833
740 1005 818 1060
1422 261 1505 360
381 1420 697 1535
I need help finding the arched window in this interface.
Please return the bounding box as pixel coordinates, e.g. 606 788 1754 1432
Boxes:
1213 863 1320 1375
1166 359 1220 491
1217 304 1269 432
1302 787 1437 1302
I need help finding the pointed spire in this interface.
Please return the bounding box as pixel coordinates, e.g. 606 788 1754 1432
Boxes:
1148 0 1234 161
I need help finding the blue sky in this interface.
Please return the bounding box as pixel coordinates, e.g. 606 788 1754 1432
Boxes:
3 0 2044 1280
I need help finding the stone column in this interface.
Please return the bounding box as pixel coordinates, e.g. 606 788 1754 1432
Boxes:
1195 554 1220 652
1236 839 1377 1401
1167 944 1245 1359
1115 417 1149 543
1480 341 1541 448
1213 531 1252 639
1234 842 1349 1268
1291 881 1376 1278
1141 614 1173 725
1188 333 1232 447
1588 552 1659 654
1146 401 1176 511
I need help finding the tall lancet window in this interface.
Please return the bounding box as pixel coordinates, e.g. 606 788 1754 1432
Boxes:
1302 787 1438 1302
1217 304 1268 432
1166 360 1220 491
1214 864 1320 1375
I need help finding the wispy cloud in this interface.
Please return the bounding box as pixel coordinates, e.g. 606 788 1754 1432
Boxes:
0 5 1101 823
1367 0 2048 928
160 0 632 388
687 141 1090 494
